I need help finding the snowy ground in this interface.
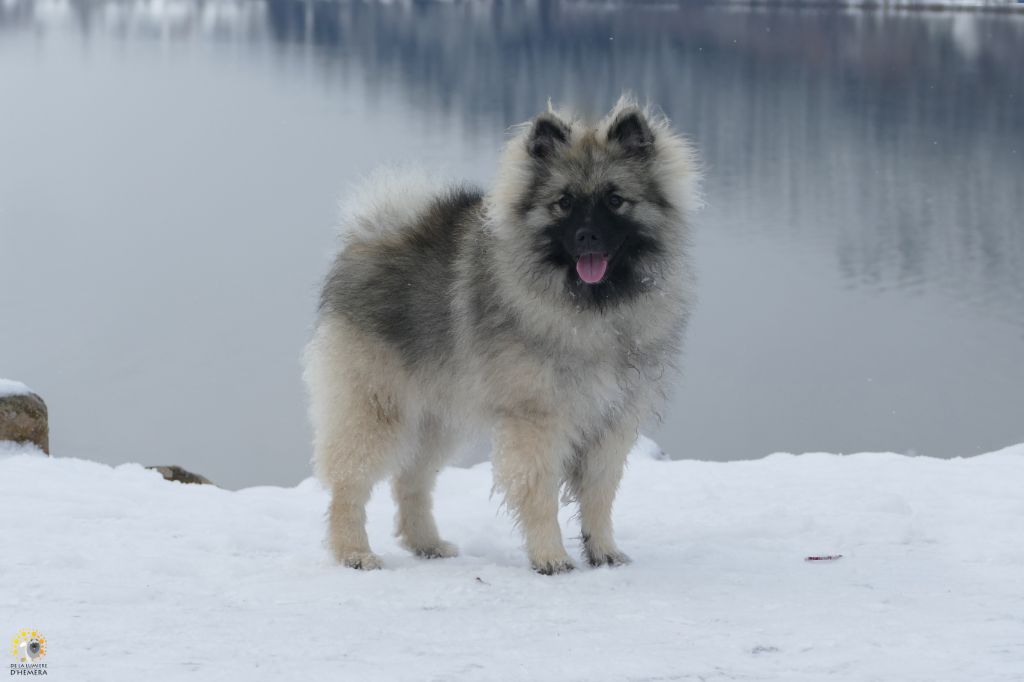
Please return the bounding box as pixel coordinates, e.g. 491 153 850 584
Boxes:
3 441 1023 681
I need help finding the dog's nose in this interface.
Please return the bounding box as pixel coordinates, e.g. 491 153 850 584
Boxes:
574 227 604 252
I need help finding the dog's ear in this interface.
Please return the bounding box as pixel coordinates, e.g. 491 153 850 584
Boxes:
607 107 654 158
527 113 570 160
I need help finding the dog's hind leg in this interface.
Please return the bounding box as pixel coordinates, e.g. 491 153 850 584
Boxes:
305 317 404 570
569 421 636 567
322 418 395 570
391 416 459 559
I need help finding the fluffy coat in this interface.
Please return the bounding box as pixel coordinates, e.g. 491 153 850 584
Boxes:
304 98 700 573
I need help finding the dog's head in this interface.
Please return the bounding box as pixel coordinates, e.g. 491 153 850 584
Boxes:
488 97 700 310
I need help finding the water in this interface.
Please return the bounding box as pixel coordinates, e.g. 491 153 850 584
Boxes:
2 1 1022 489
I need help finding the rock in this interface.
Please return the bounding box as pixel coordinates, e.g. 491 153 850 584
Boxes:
633 434 670 461
147 465 214 486
0 391 49 454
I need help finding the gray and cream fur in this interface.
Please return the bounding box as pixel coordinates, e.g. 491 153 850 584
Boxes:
304 98 700 574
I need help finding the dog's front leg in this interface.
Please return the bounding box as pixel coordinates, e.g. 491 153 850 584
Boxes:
570 420 635 567
493 416 574 575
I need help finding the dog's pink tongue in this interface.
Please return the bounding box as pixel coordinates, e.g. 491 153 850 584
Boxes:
576 253 609 284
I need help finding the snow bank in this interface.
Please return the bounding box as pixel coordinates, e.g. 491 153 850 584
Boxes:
0 378 31 398
3 442 1023 680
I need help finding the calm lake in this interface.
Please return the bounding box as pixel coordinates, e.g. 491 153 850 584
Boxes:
2 1 1022 489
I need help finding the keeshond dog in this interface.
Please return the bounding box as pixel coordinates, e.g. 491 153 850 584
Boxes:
304 98 700 574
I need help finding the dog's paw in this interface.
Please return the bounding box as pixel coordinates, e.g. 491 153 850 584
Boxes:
532 558 576 575
585 548 632 568
340 551 384 571
412 540 460 560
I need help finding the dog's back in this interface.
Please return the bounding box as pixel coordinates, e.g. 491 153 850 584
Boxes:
320 184 484 370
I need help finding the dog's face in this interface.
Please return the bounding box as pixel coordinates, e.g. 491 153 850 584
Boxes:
489 100 698 310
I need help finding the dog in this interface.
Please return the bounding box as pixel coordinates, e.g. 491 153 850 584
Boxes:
303 97 700 574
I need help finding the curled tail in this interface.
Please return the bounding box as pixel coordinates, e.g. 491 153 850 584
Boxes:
338 166 455 245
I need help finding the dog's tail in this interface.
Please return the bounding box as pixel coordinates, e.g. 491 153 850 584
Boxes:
338 165 456 245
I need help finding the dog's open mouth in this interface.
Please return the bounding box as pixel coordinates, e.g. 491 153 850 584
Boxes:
576 253 609 284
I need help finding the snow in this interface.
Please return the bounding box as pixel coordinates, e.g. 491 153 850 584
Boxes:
3 441 1023 680
0 378 31 398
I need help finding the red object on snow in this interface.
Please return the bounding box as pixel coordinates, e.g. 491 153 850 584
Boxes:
804 554 843 562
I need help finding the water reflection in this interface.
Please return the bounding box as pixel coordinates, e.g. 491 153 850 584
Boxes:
6 0 1022 316
1 0 1022 487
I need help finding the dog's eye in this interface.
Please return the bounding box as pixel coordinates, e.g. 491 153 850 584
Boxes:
557 195 573 211
607 193 624 209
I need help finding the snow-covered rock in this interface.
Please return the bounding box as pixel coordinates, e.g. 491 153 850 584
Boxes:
0 378 32 398
146 464 214 485
0 379 48 453
2 441 1022 680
